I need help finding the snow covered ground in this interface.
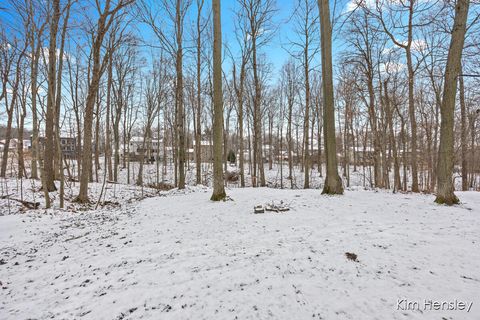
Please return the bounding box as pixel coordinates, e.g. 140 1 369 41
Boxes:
1 187 479 319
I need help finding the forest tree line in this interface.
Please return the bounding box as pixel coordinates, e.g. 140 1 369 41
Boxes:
0 0 478 206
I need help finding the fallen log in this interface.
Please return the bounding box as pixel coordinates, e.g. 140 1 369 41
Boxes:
0 195 40 209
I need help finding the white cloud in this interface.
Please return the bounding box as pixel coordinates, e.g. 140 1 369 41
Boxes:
346 0 369 12
379 61 405 74
41 47 72 62
407 39 427 52
0 42 11 51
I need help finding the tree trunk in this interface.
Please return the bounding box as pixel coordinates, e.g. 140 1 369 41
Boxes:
176 0 186 189
435 0 469 205
43 0 60 192
287 90 294 188
195 0 204 185
94 96 101 183
237 64 246 187
367 74 382 188
106 51 113 182
459 69 468 191
30 27 43 180
76 17 108 203
1 47 25 178
211 0 226 201
316 96 323 176
17 95 26 179
318 0 343 195
303 47 310 189
384 80 401 192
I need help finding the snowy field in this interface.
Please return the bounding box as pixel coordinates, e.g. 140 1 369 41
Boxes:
1 187 479 319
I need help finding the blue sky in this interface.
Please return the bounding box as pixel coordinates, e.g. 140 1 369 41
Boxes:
0 0 351 83
136 0 350 80
220 0 296 73
217 0 350 80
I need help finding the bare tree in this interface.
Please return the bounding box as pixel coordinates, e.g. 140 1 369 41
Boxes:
137 68 162 186
370 0 437 192
317 0 343 194
139 0 191 189
42 0 61 191
25 0 47 180
16 64 28 179
343 7 385 188
435 0 470 205
0 34 28 178
289 0 319 188
193 0 208 185
280 60 298 189
112 39 136 182
239 0 276 187
76 0 133 203
232 3 253 188
210 0 226 200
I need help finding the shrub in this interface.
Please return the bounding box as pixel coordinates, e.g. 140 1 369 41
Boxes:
227 150 236 164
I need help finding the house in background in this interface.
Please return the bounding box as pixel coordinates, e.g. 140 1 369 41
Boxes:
124 137 197 163
0 138 32 152
23 139 31 150
0 139 17 151
127 136 163 162
35 136 77 159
